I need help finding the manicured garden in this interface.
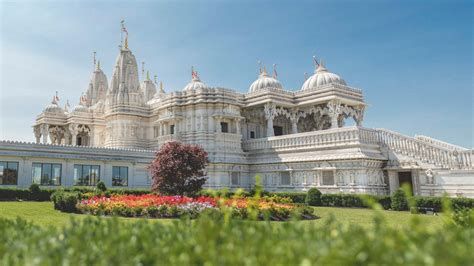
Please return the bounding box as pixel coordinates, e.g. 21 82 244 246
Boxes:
0 142 473 264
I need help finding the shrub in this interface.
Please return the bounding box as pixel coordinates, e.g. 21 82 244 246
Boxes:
391 189 408 211
305 188 322 206
51 190 81 213
271 192 306 203
96 181 107 192
149 141 208 196
451 208 474 227
0 208 472 265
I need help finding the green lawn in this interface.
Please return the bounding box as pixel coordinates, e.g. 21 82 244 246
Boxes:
0 201 444 229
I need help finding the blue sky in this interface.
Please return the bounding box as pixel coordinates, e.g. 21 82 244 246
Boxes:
0 0 472 147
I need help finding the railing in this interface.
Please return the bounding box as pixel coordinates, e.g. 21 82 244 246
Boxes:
376 129 473 169
414 135 468 151
242 126 473 169
242 126 378 151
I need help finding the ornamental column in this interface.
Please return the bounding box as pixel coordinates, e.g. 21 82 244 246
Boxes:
289 109 299 134
68 124 78 145
355 105 365 127
41 124 49 144
235 118 241 135
34 126 42 144
327 100 342 129
264 103 276 137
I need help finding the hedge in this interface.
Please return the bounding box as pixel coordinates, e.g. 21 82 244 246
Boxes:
0 187 151 201
1 210 473 265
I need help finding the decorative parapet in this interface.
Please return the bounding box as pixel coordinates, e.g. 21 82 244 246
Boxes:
242 126 379 152
376 128 473 170
414 135 468 151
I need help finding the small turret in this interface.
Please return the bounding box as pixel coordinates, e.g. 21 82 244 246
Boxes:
141 70 157 102
86 53 109 106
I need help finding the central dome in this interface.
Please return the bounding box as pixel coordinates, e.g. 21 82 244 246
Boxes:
301 61 346 91
248 68 283 93
43 95 65 115
183 69 208 91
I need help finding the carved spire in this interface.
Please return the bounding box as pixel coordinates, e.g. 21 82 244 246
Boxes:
64 99 70 112
146 70 150 80
52 91 59 104
141 61 145 79
93 51 96 68
121 19 129 49
160 81 165 94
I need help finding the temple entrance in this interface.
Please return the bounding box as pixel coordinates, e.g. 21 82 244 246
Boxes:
398 172 413 195
273 126 283 136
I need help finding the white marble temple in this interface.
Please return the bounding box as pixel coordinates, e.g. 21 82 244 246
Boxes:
1 27 472 197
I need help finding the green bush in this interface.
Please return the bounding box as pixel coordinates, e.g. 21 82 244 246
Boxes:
0 209 472 265
271 192 306 203
391 189 408 211
305 188 322 206
50 190 81 213
96 181 107 192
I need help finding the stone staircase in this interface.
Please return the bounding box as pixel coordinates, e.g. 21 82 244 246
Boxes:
376 128 473 170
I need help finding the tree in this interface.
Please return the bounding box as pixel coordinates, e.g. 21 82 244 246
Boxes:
305 188 322 206
391 188 408 211
149 141 208 195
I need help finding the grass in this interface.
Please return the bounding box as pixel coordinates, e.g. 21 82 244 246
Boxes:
0 201 444 229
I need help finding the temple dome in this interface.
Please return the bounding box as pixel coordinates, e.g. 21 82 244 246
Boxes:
249 69 283 93
301 61 346 91
72 96 90 113
183 70 208 91
43 95 64 114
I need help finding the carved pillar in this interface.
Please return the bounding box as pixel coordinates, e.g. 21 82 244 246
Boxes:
235 118 241 135
355 105 365 127
216 117 222 132
34 126 42 144
68 124 78 145
264 103 276 137
327 100 342 129
289 109 299 134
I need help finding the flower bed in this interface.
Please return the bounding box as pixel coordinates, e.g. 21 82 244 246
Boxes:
76 194 315 220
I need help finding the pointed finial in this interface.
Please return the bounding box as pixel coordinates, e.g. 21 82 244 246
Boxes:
142 62 145 78
154 74 157 84
146 70 150 80
121 20 128 49
97 60 101 70
272 64 278 78
160 81 165 93
313 55 320 67
93 51 96 67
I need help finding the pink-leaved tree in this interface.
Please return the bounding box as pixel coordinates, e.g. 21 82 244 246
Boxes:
149 141 208 195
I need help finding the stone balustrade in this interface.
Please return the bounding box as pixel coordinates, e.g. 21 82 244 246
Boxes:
242 126 473 170
376 129 473 169
414 135 468 151
242 126 377 152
